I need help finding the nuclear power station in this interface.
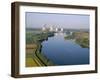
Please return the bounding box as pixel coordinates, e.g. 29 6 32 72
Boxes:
42 24 64 32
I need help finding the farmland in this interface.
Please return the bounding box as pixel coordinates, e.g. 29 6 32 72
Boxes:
64 31 89 48
26 30 55 67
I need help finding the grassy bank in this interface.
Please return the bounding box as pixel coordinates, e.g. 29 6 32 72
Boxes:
64 31 89 48
26 30 55 67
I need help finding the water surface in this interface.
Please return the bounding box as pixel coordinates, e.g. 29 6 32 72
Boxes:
41 33 89 65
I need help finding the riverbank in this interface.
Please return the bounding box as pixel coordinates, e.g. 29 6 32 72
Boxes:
41 32 89 65
26 31 55 67
64 31 89 48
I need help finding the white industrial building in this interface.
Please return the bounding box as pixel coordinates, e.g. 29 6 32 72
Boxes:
42 24 63 32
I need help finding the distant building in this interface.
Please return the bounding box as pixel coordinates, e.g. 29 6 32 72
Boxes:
50 26 53 31
42 27 46 31
42 24 64 32
70 32 73 35
55 28 58 32
61 28 63 32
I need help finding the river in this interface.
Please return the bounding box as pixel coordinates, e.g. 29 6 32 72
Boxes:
41 33 89 65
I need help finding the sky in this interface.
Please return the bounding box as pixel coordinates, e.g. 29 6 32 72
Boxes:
26 12 90 29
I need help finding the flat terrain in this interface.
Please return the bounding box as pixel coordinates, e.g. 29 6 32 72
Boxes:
26 43 39 67
26 30 54 67
65 31 89 48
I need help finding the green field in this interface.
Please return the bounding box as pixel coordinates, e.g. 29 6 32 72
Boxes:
26 30 55 67
64 31 89 48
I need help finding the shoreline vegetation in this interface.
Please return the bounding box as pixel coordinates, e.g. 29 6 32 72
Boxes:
64 31 89 48
26 31 55 67
26 29 89 67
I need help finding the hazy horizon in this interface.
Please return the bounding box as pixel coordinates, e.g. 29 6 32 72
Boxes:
26 12 90 29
